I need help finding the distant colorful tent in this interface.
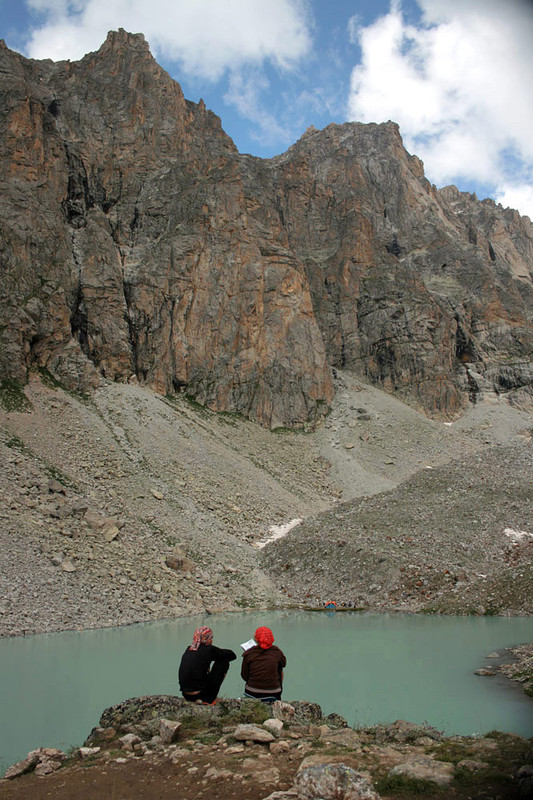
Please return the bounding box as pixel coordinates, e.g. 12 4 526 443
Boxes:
324 601 337 609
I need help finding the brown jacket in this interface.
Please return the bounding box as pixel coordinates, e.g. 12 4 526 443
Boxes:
241 644 286 691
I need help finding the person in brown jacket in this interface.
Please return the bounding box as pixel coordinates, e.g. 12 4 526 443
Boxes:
241 626 286 703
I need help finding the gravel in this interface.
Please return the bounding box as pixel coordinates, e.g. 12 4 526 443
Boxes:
1 370 532 636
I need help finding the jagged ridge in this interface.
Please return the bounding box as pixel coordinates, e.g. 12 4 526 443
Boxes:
1 30 532 427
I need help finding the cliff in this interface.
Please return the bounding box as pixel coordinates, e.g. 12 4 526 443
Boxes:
1 30 532 427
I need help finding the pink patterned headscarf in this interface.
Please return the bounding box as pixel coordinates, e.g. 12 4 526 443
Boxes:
190 626 213 651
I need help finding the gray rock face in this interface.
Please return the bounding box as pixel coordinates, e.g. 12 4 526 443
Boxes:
1 30 532 427
233 723 275 742
294 763 381 799
388 755 455 786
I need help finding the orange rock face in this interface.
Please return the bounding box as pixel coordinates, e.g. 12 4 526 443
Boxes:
1 31 532 426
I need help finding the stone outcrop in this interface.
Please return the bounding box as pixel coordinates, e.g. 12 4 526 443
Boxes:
6 696 532 800
1 30 532 427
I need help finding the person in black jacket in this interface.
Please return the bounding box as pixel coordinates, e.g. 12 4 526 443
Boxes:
178 626 236 704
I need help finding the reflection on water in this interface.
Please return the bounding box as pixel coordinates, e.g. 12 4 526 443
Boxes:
1 611 532 772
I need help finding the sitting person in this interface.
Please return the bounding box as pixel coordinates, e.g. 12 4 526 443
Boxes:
241 626 286 704
178 626 236 704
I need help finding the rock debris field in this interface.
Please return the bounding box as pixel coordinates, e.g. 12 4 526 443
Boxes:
0 370 532 637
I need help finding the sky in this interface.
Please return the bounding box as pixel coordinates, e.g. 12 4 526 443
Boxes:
1 0 533 219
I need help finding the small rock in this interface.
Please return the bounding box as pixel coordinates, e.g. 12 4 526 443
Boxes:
61 559 76 572
104 525 120 542
165 554 195 573
295 763 380 799
234 724 275 743
204 766 233 779
389 756 455 786
34 759 63 776
320 728 361 748
272 700 295 721
225 744 245 754
270 740 291 755
160 719 182 744
48 479 66 494
457 759 489 771
264 718 284 734
119 733 141 751
79 746 101 758
151 489 164 500
86 726 117 743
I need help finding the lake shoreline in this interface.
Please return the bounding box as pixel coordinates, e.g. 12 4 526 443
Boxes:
3 696 533 800
2 605 532 699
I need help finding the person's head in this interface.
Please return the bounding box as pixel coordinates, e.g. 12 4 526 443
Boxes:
190 626 213 650
254 626 274 649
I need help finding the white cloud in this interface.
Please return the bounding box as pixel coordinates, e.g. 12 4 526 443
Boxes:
224 69 291 148
347 0 533 218
25 0 312 80
495 185 533 222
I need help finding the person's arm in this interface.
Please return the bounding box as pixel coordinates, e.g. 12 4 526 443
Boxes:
241 653 249 682
278 650 286 685
211 645 237 662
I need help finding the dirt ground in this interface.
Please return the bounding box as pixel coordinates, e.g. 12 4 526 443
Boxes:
1 741 531 800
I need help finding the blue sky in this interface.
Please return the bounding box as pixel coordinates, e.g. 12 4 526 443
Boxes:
2 0 533 219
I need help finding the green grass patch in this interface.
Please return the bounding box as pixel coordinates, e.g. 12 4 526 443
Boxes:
0 378 32 412
37 366 62 390
374 774 444 797
219 699 271 726
44 464 79 491
453 766 510 787
36 367 93 406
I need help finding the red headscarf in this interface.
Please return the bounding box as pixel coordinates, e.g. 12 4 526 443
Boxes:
190 626 213 651
254 626 274 649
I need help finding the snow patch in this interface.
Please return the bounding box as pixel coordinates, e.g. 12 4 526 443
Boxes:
504 527 533 544
254 518 303 549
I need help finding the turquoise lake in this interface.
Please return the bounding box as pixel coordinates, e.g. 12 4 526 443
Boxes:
1 611 532 773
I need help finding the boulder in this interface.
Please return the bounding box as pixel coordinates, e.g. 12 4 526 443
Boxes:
270 740 291 755
4 752 40 779
388 755 455 786
159 719 182 744
34 759 63 776
204 766 233 780
272 700 296 721
79 746 101 758
263 718 284 735
457 759 489 771
294 763 381 799
119 733 141 750
48 479 66 494
319 728 361 749
234 724 275 743
516 765 533 798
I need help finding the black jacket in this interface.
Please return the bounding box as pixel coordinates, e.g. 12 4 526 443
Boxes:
179 644 236 693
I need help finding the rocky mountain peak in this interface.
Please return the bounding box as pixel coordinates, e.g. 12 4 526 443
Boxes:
0 31 531 427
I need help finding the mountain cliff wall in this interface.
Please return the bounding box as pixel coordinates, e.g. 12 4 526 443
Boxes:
1 29 532 426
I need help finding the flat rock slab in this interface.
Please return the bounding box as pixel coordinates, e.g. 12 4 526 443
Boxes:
234 724 274 743
160 719 182 744
295 763 380 800
389 755 455 786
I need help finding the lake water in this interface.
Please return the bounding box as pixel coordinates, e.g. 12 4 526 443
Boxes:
1 611 532 773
